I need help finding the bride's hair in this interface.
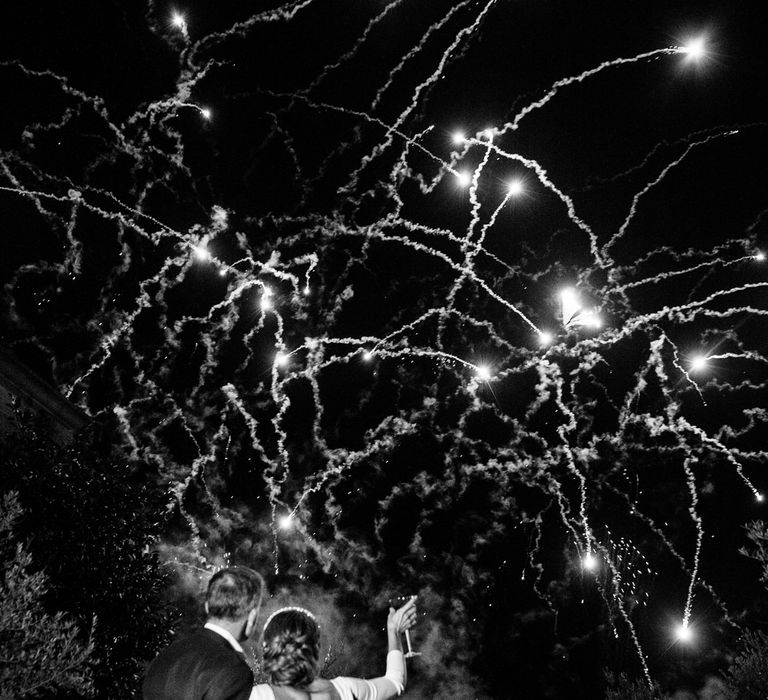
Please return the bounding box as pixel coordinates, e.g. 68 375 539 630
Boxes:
262 607 320 688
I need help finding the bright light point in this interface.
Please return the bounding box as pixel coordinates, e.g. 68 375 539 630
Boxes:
260 298 272 311
560 286 584 327
193 245 210 261
583 314 602 329
538 331 553 346
755 251 766 261
200 108 212 120
757 493 765 503
681 37 706 60
452 131 465 145
507 180 524 196
275 352 289 367
303 285 310 295
456 170 471 187
171 13 185 28
675 623 693 642
690 355 708 372
218 269 227 277
476 365 492 381
278 514 294 530
363 351 374 361
582 553 598 571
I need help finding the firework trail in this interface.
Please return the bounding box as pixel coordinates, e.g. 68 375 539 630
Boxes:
2 4 767 691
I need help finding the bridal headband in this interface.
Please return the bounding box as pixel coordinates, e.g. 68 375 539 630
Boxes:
263 606 318 632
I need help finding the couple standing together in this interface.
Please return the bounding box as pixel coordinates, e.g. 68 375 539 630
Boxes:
143 566 419 700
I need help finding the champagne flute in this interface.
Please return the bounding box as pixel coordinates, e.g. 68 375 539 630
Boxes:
388 594 421 658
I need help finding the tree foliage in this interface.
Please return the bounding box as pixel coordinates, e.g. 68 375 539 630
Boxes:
0 491 94 699
0 411 178 697
719 522 768 699
605 672 666 700
722 630 768 700
740 521 768 585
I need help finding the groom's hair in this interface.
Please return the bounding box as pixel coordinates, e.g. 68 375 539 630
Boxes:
206 566 263 621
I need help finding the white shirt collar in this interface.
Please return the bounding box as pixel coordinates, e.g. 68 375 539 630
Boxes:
204 621 245 653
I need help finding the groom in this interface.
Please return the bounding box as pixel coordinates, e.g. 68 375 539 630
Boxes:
143 566 264 700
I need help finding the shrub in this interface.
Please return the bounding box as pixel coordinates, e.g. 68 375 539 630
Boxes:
0 491 94 699
0 412 177 697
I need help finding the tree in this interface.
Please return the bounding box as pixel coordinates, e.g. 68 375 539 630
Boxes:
0 411 178 697
722 631 768 700
719 523 768 699
605 672 666 700
0 491 94 699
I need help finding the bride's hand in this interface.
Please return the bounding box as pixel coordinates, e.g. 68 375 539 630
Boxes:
387 596 417 635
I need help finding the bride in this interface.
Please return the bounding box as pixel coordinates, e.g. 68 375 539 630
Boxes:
249 597 418 700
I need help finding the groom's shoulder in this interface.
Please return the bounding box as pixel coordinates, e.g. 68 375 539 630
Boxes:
145 628 250 679
144 628 253 700
161 627 234 657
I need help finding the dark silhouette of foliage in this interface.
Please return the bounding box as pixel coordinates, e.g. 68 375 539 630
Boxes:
605 672 666 700
0 410 178 697
0 491 94 699
722 630 768 700
720 522 768 699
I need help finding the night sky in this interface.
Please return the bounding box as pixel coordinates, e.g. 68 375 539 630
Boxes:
2 1 768 697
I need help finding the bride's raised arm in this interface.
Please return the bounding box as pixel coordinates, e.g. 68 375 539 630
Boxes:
333 597 417 700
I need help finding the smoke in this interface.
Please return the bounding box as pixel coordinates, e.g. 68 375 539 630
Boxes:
671 675 730 699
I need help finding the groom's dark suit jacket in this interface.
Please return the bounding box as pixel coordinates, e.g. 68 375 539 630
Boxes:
143 628 253 700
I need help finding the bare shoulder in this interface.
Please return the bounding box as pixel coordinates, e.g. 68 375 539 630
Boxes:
250 684 276 700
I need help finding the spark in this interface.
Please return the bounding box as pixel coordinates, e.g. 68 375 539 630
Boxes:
507 179 524 196
193 245 210 261
580 312 603 329
560 287 582 326
538 331 554 346
200 107 212 120
456 170 472 187
582 552 598 571
362 350 374 361
275 352 289 367
452 130 466 145
755 251 766 261
278 514 294 530
679 36 706 61
475 364 492 381
171 12 188 38
689 355 708 372
675 622 694 643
